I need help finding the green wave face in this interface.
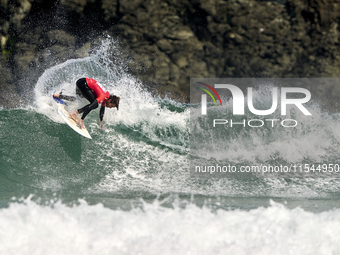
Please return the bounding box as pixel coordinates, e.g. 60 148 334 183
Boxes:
0 105 190 200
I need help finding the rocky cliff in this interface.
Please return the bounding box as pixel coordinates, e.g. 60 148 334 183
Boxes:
1 0 340 107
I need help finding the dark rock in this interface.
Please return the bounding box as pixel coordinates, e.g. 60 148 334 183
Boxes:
46 30 76 48
0 57 18 108
1 0 340 108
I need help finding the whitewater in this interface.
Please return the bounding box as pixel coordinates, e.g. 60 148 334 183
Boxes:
1 38 340 254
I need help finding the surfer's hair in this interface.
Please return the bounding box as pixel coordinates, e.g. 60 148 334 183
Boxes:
109 95 120 110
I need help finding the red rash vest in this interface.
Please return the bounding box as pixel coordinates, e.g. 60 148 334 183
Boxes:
85 78 110 106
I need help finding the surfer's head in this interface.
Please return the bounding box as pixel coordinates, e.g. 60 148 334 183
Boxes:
107 95 120 110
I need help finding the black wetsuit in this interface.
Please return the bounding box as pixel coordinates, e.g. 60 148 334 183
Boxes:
75 78 105 121
58 78 107 121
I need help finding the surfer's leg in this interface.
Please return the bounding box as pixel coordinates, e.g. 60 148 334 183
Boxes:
53 94 76 101
60 95 76 101
76 78 85 97
76 78 96 103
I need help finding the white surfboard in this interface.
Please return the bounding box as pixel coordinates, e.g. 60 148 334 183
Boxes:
54 97 92 139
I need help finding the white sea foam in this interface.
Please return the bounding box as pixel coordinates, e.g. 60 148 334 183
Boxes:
0 197 340 255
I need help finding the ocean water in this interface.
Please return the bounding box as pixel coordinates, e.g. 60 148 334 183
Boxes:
1 39 340 254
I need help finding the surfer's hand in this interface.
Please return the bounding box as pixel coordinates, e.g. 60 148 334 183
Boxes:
100 121 103 131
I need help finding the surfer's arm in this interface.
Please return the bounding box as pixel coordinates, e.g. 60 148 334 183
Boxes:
99 105 105 131
78 100 99 120
99 105 105 121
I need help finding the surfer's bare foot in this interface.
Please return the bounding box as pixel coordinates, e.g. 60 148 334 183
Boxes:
80 119 85 129
53 94 60 99
70 112 79 123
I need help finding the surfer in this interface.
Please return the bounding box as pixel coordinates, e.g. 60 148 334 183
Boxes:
53 78 120 131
